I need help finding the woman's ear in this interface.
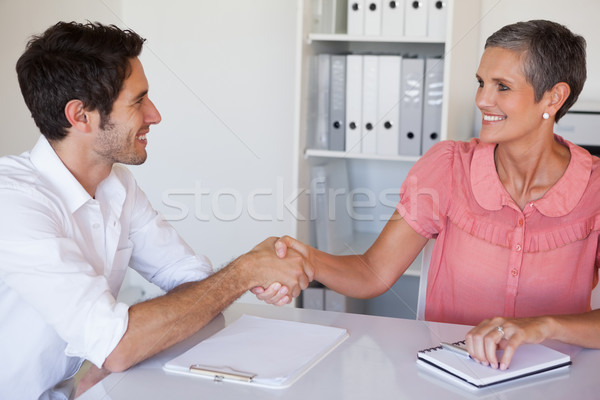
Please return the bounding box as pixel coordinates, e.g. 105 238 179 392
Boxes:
544 82 571 117
64 99 92 133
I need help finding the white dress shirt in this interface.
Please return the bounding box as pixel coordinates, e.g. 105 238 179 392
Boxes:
0 136 213 399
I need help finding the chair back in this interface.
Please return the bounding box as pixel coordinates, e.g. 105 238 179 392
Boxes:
416 239 435 320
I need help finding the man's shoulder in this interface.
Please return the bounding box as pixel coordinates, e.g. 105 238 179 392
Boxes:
0 152 39 188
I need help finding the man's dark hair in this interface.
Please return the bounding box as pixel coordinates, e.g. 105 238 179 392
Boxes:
16 21 146 141
485 20 586 122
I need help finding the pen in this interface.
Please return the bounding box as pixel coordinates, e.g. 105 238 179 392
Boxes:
189 365 255 382
440 342 471 358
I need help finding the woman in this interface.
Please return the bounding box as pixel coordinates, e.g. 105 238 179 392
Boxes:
256 19 600 370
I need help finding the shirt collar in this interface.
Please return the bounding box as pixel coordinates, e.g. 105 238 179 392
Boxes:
470 135 592 217
29 136 128 215
29 136 91 213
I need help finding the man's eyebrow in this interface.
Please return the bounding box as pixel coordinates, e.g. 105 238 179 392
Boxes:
133 89 148 102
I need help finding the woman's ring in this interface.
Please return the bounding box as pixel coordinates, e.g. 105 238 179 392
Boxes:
497 325 505 338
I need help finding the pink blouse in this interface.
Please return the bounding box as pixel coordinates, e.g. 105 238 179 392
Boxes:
397 136 600 325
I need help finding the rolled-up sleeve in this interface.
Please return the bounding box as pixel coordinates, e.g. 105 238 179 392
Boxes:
121 170 214 292
0 188 129 367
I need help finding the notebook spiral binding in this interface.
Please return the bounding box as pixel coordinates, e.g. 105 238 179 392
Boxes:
420 340 466 353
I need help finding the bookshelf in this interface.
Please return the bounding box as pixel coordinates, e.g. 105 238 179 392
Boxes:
295 0 482 318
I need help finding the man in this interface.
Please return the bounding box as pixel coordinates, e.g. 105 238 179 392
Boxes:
0 21 308 399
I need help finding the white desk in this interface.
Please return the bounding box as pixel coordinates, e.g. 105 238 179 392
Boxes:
80 304 599 400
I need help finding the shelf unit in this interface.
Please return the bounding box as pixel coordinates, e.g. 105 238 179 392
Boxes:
308 33 445 44
295 0 482 317
305 148 420 162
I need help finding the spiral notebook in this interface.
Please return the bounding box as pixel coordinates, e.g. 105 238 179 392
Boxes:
417 340 571 389
163 314 349 389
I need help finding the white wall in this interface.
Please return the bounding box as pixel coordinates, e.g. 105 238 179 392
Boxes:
2 1 600 302
0 0 124 156
0 0 302 302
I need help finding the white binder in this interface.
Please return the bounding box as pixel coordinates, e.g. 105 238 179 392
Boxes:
376 55 401 155
314 54 331 150
347 0 365 36
427 0 448 39
310 160 354 254
364 0 382 36
345 54 363 153
361 55 378 154
399 57 424 156
381 0 405 36
404 0 428 37
329 55 346 151
314 0 348 34
311 165 331 252
421 57 444 154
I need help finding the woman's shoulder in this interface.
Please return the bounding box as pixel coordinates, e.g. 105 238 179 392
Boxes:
424 138 487 156
419 138 488 175
421 138 478 160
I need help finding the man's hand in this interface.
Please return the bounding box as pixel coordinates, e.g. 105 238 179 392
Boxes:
245 237 311 300
251 236 315 305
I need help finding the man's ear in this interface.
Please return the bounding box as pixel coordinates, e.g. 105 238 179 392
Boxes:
64 100 92 133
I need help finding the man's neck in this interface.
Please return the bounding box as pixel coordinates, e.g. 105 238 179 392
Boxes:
49 138 113 198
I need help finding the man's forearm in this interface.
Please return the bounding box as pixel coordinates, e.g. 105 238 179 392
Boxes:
103 254 254 372
103 237 310 372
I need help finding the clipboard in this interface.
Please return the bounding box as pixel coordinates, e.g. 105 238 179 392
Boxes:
163 314 349 389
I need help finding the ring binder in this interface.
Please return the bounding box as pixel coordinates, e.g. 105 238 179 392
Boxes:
420 340 465 353
417 340 571 389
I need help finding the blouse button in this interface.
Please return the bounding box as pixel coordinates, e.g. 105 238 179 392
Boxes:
529 202 534 207
518 219 524 226
515 244 522 252
511 269 518 277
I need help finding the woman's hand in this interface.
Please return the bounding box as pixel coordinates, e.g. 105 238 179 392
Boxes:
250 236 315 306
251 282 292 306
465 316 554 370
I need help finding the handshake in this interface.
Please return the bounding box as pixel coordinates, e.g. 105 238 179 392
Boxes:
247 235 313 306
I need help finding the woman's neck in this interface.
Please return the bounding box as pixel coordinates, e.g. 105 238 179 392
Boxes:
494 135 571 210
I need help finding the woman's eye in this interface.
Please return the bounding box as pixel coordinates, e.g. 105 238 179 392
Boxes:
498 83 509 91
477 79 484 88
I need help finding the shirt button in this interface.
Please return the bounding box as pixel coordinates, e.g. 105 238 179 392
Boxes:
518 219 524 226
511 269 518 277
92 223 100 229
529 202 534 207
515 244 522 252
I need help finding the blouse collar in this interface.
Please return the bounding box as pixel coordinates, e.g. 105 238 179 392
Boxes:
470 135 592 217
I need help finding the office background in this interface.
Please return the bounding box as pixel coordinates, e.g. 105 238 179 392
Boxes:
1 0 599 304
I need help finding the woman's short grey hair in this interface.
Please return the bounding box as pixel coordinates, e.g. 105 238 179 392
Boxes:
485 20 586 122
